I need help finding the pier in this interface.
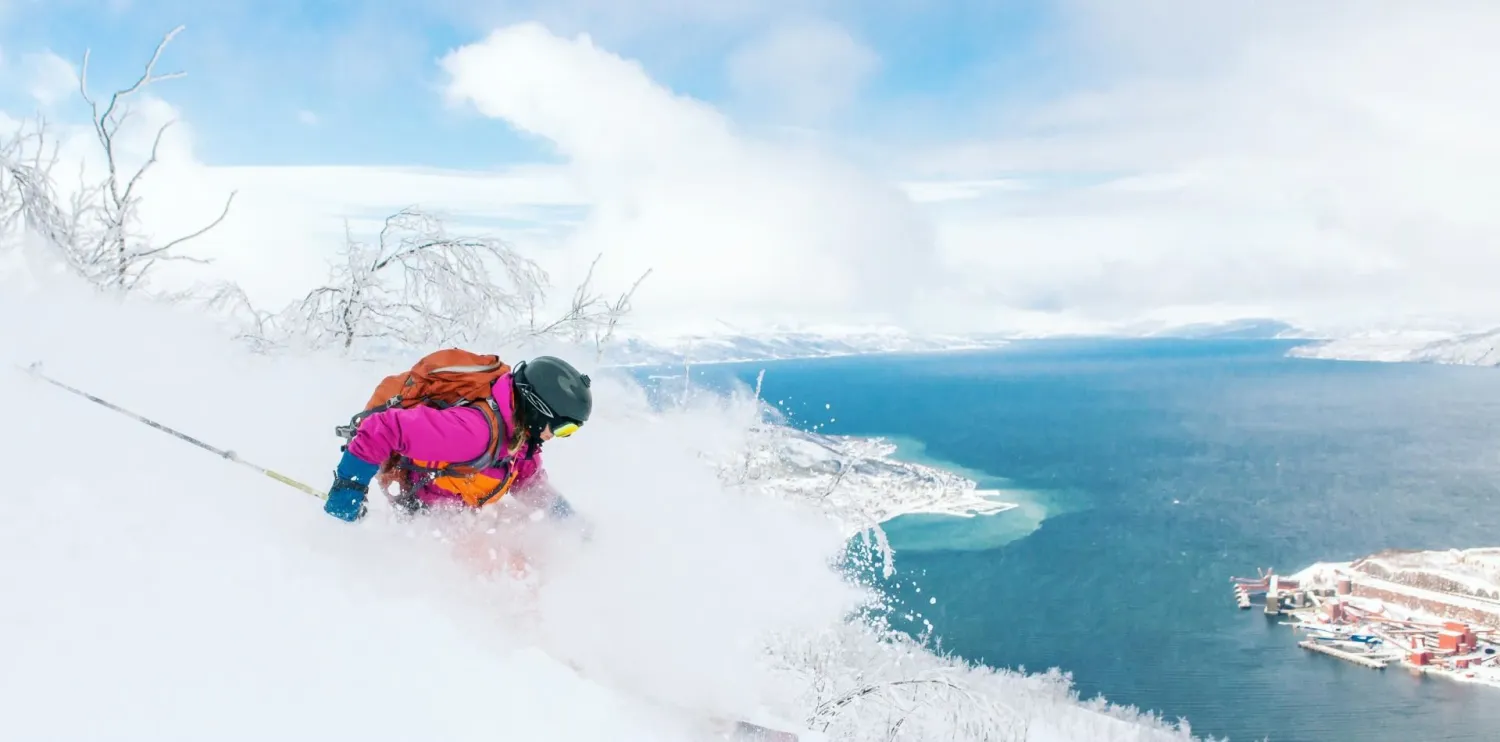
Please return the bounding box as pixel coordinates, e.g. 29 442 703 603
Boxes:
1297 640 1391 669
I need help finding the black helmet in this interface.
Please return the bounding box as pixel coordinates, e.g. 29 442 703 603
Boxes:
513 356 592 427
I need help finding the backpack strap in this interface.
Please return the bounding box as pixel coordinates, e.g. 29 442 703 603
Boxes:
390 396 508 477
335 394 404 441
458 396 506 471
472 467 521 507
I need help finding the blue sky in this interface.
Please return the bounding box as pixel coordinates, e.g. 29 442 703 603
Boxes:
1 0 1074 170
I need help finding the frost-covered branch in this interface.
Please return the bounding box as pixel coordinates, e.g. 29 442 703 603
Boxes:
759 613 1205 742
0 26 236 293
195 280 284 354
277 206 653 356
1 119 98 282
521 251 652 360
71 24 237 292
281 207 547 352
586 256 652 359
0 117 62 244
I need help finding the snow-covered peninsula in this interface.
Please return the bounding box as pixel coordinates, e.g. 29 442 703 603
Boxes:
723 421 1017 540
1287 329 1500 367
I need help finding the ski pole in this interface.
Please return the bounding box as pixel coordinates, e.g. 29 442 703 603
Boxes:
17 361 327 500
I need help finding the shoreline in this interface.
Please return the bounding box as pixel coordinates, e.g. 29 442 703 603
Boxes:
853 434 1080 554
740 424 1029 542
811 433 1026 530
1230 552 1500 690
883 487 1020 521
861 435 1026 520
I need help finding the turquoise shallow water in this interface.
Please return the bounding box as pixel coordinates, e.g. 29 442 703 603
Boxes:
636 339 1500 742
870 434 1089 552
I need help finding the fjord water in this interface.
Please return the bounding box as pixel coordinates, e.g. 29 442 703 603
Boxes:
663 340 1500 742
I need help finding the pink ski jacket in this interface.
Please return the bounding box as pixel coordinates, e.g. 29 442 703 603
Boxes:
345 371 549 509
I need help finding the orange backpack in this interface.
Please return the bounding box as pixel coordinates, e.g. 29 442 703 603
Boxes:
335 348 513 478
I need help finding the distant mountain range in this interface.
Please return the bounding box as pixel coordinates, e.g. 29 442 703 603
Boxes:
600 317 1308 366
598 328 1010 366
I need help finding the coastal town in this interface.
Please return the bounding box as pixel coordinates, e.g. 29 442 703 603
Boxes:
1232 548 1500 688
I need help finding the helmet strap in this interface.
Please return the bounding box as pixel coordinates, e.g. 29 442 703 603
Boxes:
524 421 545 459
513 380 547 460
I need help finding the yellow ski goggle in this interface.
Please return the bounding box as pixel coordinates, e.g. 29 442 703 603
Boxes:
550 419 581 438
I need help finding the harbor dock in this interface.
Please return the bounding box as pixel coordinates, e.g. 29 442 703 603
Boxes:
1296 640 1392 669
1229 566 1500 686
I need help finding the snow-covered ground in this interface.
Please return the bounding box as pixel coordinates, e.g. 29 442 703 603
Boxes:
1286 329 1500 366
1290 558 1500 622
0 270 1208 741
1350 548 1500 602
1290 550 1500 619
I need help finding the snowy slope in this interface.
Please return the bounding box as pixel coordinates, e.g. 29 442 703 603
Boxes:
0 274 1207 742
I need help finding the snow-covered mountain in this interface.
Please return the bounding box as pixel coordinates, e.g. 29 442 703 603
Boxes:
0 274 1205 741
1287 328 1500 367
601 317 1318 367
1139 318 1306 340
600 328 1009 366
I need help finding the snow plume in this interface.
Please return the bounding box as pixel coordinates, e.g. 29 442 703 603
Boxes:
0 273 853 738
515 379 868 714
438 22 941 335
0 268 1205 741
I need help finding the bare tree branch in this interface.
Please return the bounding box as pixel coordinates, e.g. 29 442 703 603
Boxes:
57 23 236 293
280 207 543 352
273 205 655 357
516 249 653 359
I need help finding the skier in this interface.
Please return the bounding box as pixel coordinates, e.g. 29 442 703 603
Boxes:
322 353 592 525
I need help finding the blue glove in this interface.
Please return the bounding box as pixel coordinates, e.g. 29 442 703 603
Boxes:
545 493 576 520
545 494 593 542
325 449 380 522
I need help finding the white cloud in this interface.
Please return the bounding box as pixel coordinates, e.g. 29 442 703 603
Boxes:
22 51 76 107
907 1 1500 334
439 22 941 334
726 18 878 124
900 178 1028 204
296 109 318 126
